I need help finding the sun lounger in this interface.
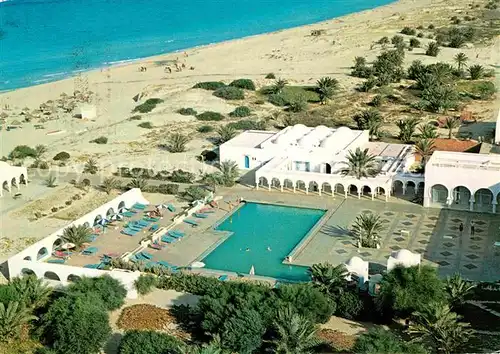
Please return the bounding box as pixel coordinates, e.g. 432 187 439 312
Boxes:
157 260 178 270
122 211 136 218
194 213 209 218
150 243 163 250
199 208 215 213
47 259 65 264
144 217 159 222
136 220 150 227
218 275 228 281
141 251 153 259
82 246 98 255
149 224 160 232
121 229 138 236
52 250 72 258
167 230 185 238
145 261 157 269
84 264 100 269
167 204 176 212
168 229 185 237
161 235 176 243
132 203 146 209
184 219 199 226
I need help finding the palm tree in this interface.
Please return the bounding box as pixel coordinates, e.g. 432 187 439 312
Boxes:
408 302 473 354
167 133 190 153
61 224 92 250
396 118 419 143
316 77 339 104
468 64 484 80
454 53 468 71
34 144 47 159
351 213 386 248
425 42 440 57
187 341 228 354
309 263 348 297
216 125 237 144
200 172 223 192
45 175 57 188
418 123 438 139
342 148 379 179
353 109 383 140
10 275 52 309
101 177 121 194
219 160 239 187
270 306 320 354
414 138 436 167
128 178 148 190
0 301 37 342
83 158 98 175
443 117 459 139
271 78 288 94
444 274 476 308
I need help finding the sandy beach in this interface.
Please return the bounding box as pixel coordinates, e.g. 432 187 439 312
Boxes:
0 0 498 175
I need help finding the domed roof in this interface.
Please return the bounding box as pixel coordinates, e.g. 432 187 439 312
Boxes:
298 134 319 148
392 249 414 260
335 126 351 134
346 256 366 268
273 134 290 145
320 135 337 149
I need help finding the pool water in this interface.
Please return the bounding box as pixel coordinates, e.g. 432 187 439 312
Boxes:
202 202 325 281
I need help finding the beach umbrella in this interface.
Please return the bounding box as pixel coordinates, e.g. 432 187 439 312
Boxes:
97 218 109 226
10 120 22 126
249 265 255 276
118 207 129 213
191 261 205 268
60 242 75 250
110 214 124 221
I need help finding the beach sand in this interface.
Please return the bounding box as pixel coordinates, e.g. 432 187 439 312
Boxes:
0 0 498 173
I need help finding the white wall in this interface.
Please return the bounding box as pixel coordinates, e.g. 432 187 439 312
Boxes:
495 109 500 144
219 145 276 170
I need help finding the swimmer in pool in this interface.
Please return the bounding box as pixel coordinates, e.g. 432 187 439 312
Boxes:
267 246 272 251
246 248 250 252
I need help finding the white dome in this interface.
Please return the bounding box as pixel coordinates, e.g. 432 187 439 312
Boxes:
298 134 319 148
335 126 352 134
273 134 290 145
392 249 414 261
346 256 366 268
320 135 337 149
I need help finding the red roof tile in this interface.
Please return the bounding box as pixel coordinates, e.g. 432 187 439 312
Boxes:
415 138 479 161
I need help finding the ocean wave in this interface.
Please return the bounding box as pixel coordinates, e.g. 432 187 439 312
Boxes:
103 58 139 66
33 78 51 84
42 71 67 78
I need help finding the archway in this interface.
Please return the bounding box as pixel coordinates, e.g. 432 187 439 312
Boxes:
348 184 358 196
406 181 416 195
106 207 114 217
67 274 81 282
325 163 332 174
23 256 32 261
393 180 404 195
52 238 62 250
376 187 386 198
11 177 17 188
19 174 26 185
334 184 345 195
296 180 306 192
322 182 332 194
283 179 294 191
452 186 471 208
118 201 126 210
271 178 281 190
94 214 103 226
37 247 48 260
258 177 269 188
362 186 371 197
309 181 319 193
2 181 9 192
44 271 60 281
430 184 448 204
21 268 35 276
474 188 493 210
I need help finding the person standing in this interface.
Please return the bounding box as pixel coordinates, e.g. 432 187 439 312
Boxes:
470 221 475 236
459 223 464 234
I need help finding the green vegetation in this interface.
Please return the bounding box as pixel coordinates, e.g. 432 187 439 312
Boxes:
196 111 224 121
229 106 251 117
166 133 190 153
353 109 383 140
229 78 256 90
9 145 36 159
227 119 266 131
351 213 385 248
180 185 209 202
193 81 226 90
45 175 57 188
396 118 419 143
90 136 108 144
132 98 164 113
425 42 440 56
409 38 421 48
129 115 142 120
415 138 436 166
354 328 427 353
265 73 276 79
401 26 416 35
213 86 245 100
169 169 195 183
118 330 184 354
83 158 98 174
102 177 121 194
342 148 379 179
134 275 158 296
316 77 339 104
263 85 320 108
197 125 214 133
216 125 237 144
52 151 70 161
177 107 198 116
138 121 154 129
61 225 93 250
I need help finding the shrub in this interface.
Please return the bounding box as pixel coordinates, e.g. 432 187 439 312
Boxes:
229 106 251 117
229 78 256 90
129 115 142 120
265 73 276 79
378 36 390 45
213 86 245 100
471 81 496 99
157 183 179 195
268 93 289 106
409 38 421 48
228 119 266 131
354 328 427 354
468 64 484 80
134 275 158 295
91 136 108 144
200 150 218 162
425 42 440 56
196 111 224 121
177 107 197 116
138 122 153 129
370 95 384 107
192 81 226 90
391 35 405 46
180 186 208 202
53 151 70 161
217 125 237 144
401 26 416 35
41 293 111 354
428 24 435 29
358 77 378 92
132 98 163 113
287 94 308 112
166 133 190 153
118 330 184 354
336 291 364 319
66 275 127 311
170 169 195 183
417 32 424 38
197 125 214 133
9 145 36 159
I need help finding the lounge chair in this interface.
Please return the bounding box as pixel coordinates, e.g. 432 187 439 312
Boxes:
150 242 163 250
167 204 176 212
84 264 100 269
52 250 72 258
82 246 98 255
121 229 138 236
161 235 176 243
168 230 184 238
132 203 147 210
149 224 160 232
136 220 150 227
157 260 178 271
122 211 136 218
218 275 228 281
199 208 215 213
47 259 65 264
168 229 185 237
144 217 159 222
183 219 199 226
194 213 208 218
141 251 153 260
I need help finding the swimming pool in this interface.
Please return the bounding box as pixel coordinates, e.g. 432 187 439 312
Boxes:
202 202 326 281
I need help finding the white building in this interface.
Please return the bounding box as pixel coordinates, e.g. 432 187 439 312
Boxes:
0 161 28 197
219 124 500 213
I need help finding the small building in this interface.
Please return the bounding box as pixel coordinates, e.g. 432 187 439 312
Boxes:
75 104 97 120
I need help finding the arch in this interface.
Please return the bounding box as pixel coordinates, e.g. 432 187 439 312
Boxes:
37 247 48 260
406 181 416 188
393 180 404 195
283 179 294 190
19 174 26 185
430 184 448 204
452 186 471 207
271 178 281 189
361 185 371 196
52 238 62 250
11 177 17 188
348 184 358 195
67 274 81 282
106 207 114 217
118 201 126 210
334 183 345 195
44 271 60 281
418 182 425 190
325 163 332 174
94 214 103 225
376 187 386 196
258 176 269 187
2 180 9 192
308 181 319 192
296 180 307 191
23 256 32 261
21 268 35 276
322 182 332 194
474 188 493 206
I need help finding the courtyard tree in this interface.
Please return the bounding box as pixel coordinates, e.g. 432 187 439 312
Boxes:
316 77 339 104
181 186 209 202
443 117 460 139
396 118 419 143
415 138 436 167
219 160 239 187
270 305 320 354
342 148 379 179
353 328 427 354
0 301 37 342
351 213 386 248
408 302 473 354
444 273 476 308
377 265 446 318
83 158 98 174
353 109 383 140
454 52 468 71
61 224 93 250
102 177 121 194
309 262 348 297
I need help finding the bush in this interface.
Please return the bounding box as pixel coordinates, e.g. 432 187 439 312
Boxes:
391 35 405 46
428 24 435 29
200 150 218 162
134 274 158 295
53 151 70 161
133 98 163 113
138 122 153 129
177 107 197 116
166 133 190 153
197 125 214 133
229 78 256 90
213 86 245 100
229 106 251 117
118 330 184 354
354 328 427 353
66 275 127 311
409 38 421 48
228 119 266 131
417 32 424 38
287 94 308 112
358 77 377 92
425 42 440 56
370 95 384 107
157 183 179 195
180 186 208 202
401 26 416 35
193 81 226 90
129 115 142 120
471 81 496 99
9 145 36 159
268 93 289 106
378 36 390 45
196 111 224 121
335 291 364 319
41 293 111 354
91 136 108 144
265 73 276 79
170 169 195 183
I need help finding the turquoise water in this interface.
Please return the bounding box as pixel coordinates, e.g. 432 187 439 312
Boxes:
0 0 395 91
202 202 325 282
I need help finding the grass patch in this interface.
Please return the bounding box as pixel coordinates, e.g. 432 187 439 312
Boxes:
132 98 164 113
193 81 226 90
260 85 320 105
196 111 224 121
177 107 197 116
197 125 214 133
229 106 251 117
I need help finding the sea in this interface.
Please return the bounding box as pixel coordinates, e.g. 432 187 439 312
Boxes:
0 0 394 91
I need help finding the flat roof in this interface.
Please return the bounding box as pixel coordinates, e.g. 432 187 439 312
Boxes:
365 142 408 158
428 151 500 172
221 130 276 148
